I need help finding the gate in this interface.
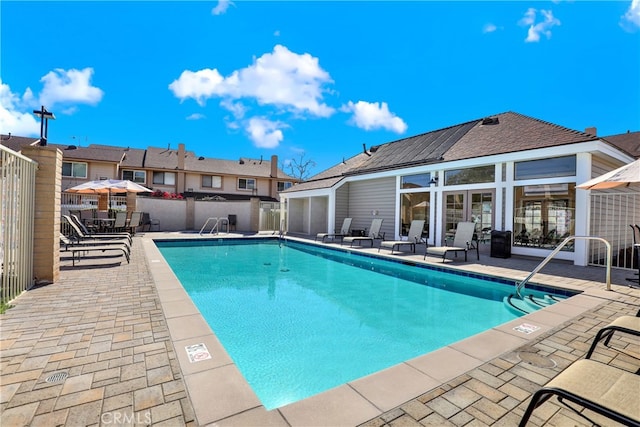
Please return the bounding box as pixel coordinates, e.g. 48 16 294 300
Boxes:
1 145 37 303
589 193 640 269
259 201 285 232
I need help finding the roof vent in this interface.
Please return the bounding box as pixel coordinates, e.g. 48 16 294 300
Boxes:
239 159 245 164
369 145 379 153
481 117 499 125
198 156 204 160
66 145 77 150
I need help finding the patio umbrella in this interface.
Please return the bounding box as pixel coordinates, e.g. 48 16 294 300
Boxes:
577 158 640 190
66 179 152 208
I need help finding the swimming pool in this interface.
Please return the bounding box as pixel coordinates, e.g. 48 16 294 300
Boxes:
155 238 571 410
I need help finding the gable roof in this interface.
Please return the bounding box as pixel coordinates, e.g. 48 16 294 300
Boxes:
602 131 640 158
283 111 602 193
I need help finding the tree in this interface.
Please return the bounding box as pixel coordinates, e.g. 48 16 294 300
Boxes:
282 152 317 181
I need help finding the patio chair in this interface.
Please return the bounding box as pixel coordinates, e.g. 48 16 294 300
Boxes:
425 222 479 262
585 311 640 359
112 211 128 232
342 218 384 248
378 219 425 254
316 218 352 243
518 359 640 427
60 234 130 266
62 215 132 245
126 211 143 235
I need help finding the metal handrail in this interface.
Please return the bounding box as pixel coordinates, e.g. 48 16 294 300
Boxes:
199 217 230 235
515 236 612 297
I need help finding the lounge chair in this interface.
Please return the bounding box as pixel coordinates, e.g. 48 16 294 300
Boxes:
342 218 384 248
63 215 132 245
519 359 640 427
425 222 479 262
585 311 640 359
69 214 132 240
378 220 425 254
316 218 353 243
60 234 130 266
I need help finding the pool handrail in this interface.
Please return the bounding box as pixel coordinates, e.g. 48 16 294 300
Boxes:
516 235 612 297
199 217 230 235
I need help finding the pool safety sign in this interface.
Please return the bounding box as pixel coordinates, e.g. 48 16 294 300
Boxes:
513 323 541 334
185 343 212 362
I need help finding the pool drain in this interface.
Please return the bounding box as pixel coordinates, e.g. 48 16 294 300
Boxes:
517 352 557 369
45 372 68 383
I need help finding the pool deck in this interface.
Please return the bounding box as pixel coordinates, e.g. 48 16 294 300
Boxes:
0 232 638 426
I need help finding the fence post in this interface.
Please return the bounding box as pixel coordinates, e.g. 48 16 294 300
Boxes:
22 146 62 283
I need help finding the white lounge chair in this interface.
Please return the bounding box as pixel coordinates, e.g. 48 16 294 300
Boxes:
379 220 425 254
425 221 479 262
316 218 352 243
342 218 384 248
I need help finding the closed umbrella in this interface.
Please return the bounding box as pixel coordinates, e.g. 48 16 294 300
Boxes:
577 159 640 190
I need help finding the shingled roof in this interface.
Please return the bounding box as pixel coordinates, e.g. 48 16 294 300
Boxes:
602 131 640 158
283 111 603 193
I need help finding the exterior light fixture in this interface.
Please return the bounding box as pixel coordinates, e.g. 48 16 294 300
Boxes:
33 105 55 146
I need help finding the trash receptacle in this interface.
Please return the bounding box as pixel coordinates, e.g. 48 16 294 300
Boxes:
491 230 512 258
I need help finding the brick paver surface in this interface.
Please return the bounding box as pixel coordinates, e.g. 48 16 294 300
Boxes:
1 236 638 426
0 239 196 426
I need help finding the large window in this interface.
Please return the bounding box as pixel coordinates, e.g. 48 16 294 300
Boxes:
62 162 87 178
513 183 575 250
202 175 222 188
444 165 494 185
515 156 576 180
277 181 292 191
153 172 176 185
238 178 256 190
122 170 146 183
400 173 432 189
400 193 429 237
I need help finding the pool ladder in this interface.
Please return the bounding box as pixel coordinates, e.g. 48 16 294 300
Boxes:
199 217 230 236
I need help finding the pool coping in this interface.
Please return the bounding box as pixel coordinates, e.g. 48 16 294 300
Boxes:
141 235 619 426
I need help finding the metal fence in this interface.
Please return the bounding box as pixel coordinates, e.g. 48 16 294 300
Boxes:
1 145 37 303
589 192 640 269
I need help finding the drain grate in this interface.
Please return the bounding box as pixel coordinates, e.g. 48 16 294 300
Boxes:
45 372 68 383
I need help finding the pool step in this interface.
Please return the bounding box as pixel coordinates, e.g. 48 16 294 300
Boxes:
503 293 563 315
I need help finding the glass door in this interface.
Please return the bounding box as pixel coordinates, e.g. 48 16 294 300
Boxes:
443 190 494 243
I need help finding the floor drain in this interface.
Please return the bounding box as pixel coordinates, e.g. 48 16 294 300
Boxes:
517 352 557 369
45 372 68 383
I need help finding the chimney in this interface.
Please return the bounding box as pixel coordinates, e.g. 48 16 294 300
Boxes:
178 143 185 170
585 127 597 136
270 155 278 178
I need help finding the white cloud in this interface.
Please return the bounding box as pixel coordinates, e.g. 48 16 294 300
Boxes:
621 0 640 31
168 69 226 106
483 23 498 33
342 101 407 134
39 68 104 108
0 80 40 136
169 45 335 117
212 0 234 16
518 8 561 42
246 117 285 148
186 113 205 120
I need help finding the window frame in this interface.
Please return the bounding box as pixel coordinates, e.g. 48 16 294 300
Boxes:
277 181 292 192
238 177 256 190
62 161 88 178
122 170 146 184
152 171 176 185
202 175 222 189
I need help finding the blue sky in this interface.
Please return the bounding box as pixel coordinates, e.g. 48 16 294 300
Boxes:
2 1 639 176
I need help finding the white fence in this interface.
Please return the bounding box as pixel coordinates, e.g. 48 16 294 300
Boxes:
60 193 127 217
1 145 38 302
589 192 640 269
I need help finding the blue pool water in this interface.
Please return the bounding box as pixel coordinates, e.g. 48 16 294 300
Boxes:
155 238 565 410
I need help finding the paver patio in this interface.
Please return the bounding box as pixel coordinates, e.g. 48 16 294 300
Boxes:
0 234 638 426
